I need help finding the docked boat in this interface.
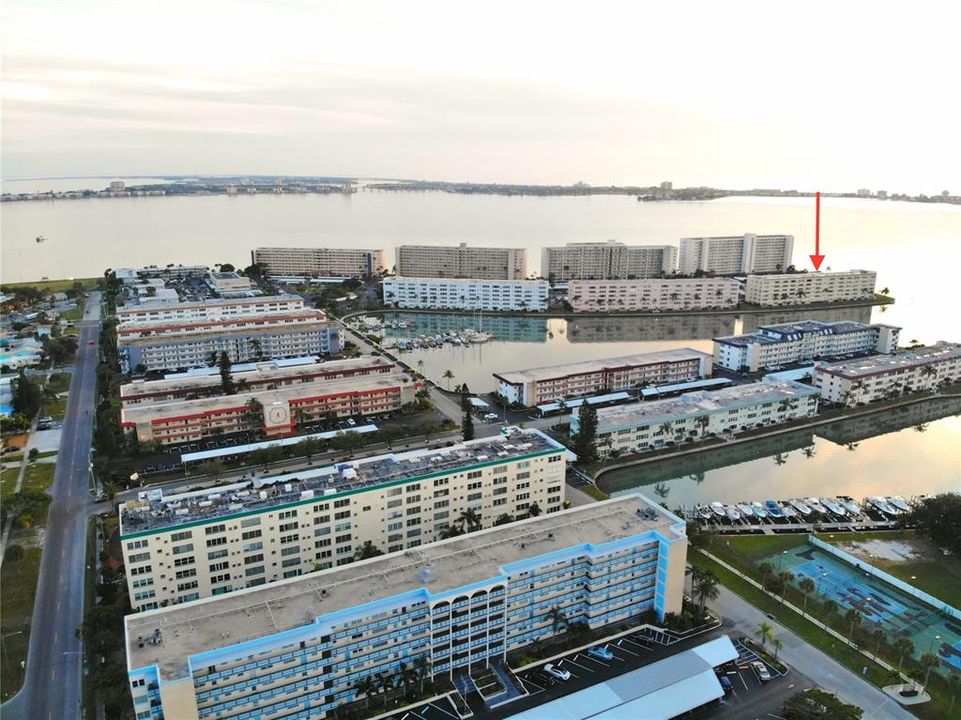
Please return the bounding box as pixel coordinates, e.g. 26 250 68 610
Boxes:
888 496 911 513
841 498 863 516
737 503 755 518
725 505 741 522
821 497 849 518
695 504 713 520
764 500 783 518
866 496 898 517
709 501 727 518
790 499 813 516
781 505 798 519
751 502 768 519
807 497 826 515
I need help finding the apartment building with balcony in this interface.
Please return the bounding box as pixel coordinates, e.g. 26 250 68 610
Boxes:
678 233 794 275
116 295 306 326
541 241 677 281
125 493 687 720
744 270 877 307
573 380 819 459
118 429 568 610
382 277 548 311
396 243 527 280
494 348 713 406
814 342 961 406
252 247 387 278
566 277 740 312
713 320 901 372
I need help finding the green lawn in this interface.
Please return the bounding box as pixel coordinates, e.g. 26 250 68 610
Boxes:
1 467 20 497
60 306 83 322
0 545 42 701
1 278 98 292
22 462 55 494
41 396 68 421
45 372 72 395
576 484 610 501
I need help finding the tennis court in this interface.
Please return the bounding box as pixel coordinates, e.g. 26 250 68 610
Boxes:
766 545 961 673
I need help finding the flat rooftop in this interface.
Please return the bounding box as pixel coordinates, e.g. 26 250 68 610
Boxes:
593 380 818 432
817 343 961 378
116 294 300 314
495 348 711 385
117 313 332 343
119 429 565 536
120 355 394 400
715 320 895 347
125 493 685 680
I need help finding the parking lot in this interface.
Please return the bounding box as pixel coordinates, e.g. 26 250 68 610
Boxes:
381 694 462 720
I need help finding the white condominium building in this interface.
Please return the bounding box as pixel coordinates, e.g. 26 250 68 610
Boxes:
115 265 209 282
382 277 549 311
567 278 739 312
494 348 713 406
745 270 877 307
815 342 961 406
252 247 387 278
397 243 527 280
119 429 568 610
541 241 677 281
678 234 794 275
116 295 306 326
125 494 687 720
574 380 819 459
714 320 901 372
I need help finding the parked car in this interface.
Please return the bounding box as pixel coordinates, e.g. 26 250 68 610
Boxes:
750 661 772 682
587 646 614 661
544 663 571 681
718 675 733 693
527 669 555 686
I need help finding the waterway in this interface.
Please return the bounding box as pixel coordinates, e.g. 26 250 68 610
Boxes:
597 398 961 509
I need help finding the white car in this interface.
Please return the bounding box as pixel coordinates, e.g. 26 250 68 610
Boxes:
751 660 772 681
543 663 571 681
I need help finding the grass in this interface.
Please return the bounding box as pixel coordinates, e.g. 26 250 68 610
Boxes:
60 306 83 322
41 396 68 421
45 372 72 395
577 484 610 501
0 546 42 701
22 462 55 494
1 278 98 292
1 467 20 497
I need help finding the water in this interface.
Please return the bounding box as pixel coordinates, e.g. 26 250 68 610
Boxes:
598 399 961 508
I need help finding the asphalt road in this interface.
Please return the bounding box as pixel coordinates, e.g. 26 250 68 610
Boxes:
2 293 102 720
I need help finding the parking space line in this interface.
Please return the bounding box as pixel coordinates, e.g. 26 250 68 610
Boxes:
428 701 460 720
738 671 750 691
613 641 639 657
580 654 611 667
561 657 592 673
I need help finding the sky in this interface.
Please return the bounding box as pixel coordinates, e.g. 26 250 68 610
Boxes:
2 0 959 192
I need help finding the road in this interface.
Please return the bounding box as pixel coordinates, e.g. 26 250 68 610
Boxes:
2 293 102 720
711 584 916 719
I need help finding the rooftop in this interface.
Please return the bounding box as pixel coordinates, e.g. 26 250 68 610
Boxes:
119 429 565 536
385 277 547 286
125 493 685 680
715 320 899 347
116 294 301 315
817 342 961 378
747 269 876 282
494 348 711 385
590 379 818 433
117 312 333 343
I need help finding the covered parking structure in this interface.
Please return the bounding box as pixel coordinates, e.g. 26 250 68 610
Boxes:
507 635 738 720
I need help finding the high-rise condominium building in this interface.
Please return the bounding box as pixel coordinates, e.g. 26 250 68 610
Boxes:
125 494 687 720
382 277 549 311
566 278 740 312
713 320 901 372
252 247 387 278
744 270 877 306
540 241 677 281
119 429 568 610
396 243 527 280
678 234 794 275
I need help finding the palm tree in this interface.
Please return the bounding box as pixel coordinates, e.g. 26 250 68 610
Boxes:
493 513 514 526
895 636 915 673
414 654 431 695
871 628 886 660
658 421 675 438
442 369 455 390
919 652 940 688
948 673 961 715
545 606 569 634
802 445 816 459
354 676 376 711
798 577 816 616
880 286 890 295
693 568 720 619
845 608 862 645
772 637 784 662
695 415 710 437
439 523 464 539
354 540 385 560
526 502 542 518
378 672 394 708
773 453 788 466
416 359 425 376
754 621 774 651
777 570 794 602
458 507 481 532
822 599 838 627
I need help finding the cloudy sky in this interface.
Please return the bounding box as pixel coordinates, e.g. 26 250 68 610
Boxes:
2 0 959 191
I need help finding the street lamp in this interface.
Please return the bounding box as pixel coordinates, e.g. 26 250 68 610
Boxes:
777 550 788 572
929 634 942 653
816 571 829 595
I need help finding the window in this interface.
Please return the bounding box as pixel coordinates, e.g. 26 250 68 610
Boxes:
171 531 191 542
244 554 264 565
175 568 197 580
334 499 350 508
279 522 298 533
278 509 298 520
241 517 261 528
209 561 229 573
172 543 194 555
335 533 352 544
205 524 226 535
334 510 350 521
241 529 262 540
467 471 482 480
176 580 199 592
388 487 403 497
245 566 264 577
127 539 148 551
208 548 228 560
387 521 403 532
206 537 227 548
334 522 351 533
313 514 330 525
128 552 150 564
243 541 263 553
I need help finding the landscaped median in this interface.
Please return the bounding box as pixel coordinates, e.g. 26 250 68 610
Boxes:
691 534 957 719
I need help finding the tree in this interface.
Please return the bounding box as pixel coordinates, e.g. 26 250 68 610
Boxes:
354 676 376 711
919 652 940 688
545 606 569 634
948 673 961 715
845 608 862 645
442 369 455 390
218 351 236 395
458 507 481 532
895 636 915 673
414 654 431 695
772 637 783 662
781 688 862 720
754 621 774 651
526 502 542 518
871 628 886 659
354 541 385 561
692 567 719 619
439 523 464 539
904 493 961 556
572 401 599 463
12 369 41 418
493 513 514 526
799 577 816 616
4 543 24 565
460 384 475 441
378 672 394 708
822 599 838 626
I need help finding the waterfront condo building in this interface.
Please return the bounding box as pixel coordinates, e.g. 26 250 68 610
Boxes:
678 233 794 275
382 277 548 311
252 247 387 278
566 277 740 312
540 241 677 281
494 348 713 406
115 265 209 282
574 380 819 459
744 270 877 306
117 297 341 373
396 243 527 280
814 342 961 406
119 429 568 610
713 320 901 372
119 357 420 445
125 493 687 720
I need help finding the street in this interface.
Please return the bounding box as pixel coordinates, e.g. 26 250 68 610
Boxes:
1 293 102 720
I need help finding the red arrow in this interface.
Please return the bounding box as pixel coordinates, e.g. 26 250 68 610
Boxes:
809 191 825 270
